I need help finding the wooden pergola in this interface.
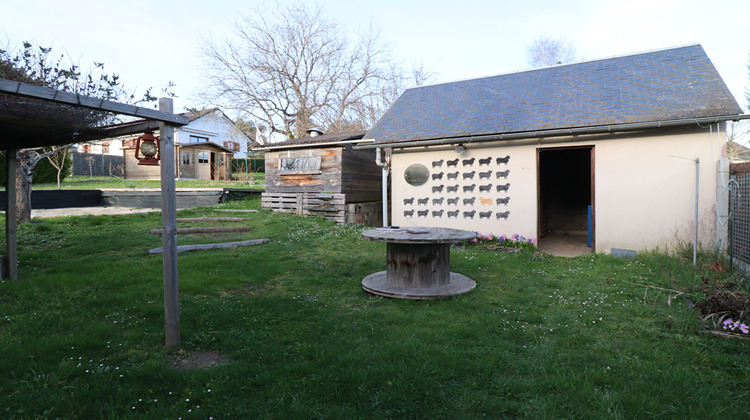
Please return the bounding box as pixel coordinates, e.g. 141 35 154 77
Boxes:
0 78 189 348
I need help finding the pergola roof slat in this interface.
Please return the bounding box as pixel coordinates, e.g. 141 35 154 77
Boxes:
0 78 190 126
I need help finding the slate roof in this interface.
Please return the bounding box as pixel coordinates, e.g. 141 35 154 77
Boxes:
366 45 743 145
261 130 368 150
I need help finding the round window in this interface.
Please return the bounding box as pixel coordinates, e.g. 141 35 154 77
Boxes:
404 163 429 186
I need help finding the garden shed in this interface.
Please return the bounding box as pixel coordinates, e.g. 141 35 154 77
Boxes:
257 129 382 225
361 45 749 254
122 140 233 180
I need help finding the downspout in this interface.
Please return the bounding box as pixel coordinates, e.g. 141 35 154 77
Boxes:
375 147 389 227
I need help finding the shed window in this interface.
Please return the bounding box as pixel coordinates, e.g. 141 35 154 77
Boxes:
198 152 209 163
181 152 192 165
279 156 321 174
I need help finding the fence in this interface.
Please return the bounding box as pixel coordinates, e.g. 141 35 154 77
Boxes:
72 152 124 177
729 171 750 273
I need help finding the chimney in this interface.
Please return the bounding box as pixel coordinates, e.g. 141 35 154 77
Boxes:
306 127 324 137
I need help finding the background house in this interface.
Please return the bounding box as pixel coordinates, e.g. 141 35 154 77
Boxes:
363 44 747 254
72 107 251 177
257 129 382 225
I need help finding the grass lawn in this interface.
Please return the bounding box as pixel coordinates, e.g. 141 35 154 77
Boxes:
1 197 749 418
32 173 265 190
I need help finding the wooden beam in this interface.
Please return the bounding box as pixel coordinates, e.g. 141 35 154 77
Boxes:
176 217 244 222
159 98 180 349
4 149 17 280
103 120 162 138
0 78 189 126
150 227 251 235
148 238 270 254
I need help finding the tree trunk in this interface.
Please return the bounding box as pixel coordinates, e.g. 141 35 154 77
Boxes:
15 150 38 224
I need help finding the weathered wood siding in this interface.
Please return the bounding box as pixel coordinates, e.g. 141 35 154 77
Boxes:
265 148 343 193
341 146 382 203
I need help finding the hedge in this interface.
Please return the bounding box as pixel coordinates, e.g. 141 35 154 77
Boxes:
231 158 265 173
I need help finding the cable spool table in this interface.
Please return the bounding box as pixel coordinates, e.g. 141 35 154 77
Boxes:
361 227 477 300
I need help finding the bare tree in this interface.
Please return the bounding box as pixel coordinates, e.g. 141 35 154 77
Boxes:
526 36 579 68
44 146 71 189
200 3 430 141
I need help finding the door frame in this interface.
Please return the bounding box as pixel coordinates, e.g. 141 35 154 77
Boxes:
536 145 595 250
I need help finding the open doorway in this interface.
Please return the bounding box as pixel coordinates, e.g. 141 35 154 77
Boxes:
538 146 594 256
210 152 217 180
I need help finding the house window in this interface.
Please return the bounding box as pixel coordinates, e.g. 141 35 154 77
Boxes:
279 156 321 174
101 142 110 153
224 141 240 152
190 135 209 143
198 151 209 163
82 144 91 153
181 152 192 165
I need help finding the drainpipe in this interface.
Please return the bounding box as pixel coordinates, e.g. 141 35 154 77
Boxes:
376 147 389 227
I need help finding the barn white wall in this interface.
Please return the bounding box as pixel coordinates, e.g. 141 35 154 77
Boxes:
390 127 727 253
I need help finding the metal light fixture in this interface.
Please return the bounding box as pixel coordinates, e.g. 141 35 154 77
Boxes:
134 130 160 165
454 144 466 154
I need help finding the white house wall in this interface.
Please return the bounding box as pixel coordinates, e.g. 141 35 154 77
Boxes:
390 128 727 253
175 111 249 158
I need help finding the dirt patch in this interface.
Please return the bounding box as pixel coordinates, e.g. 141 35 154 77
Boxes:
171 350 228 369
239 281 277 296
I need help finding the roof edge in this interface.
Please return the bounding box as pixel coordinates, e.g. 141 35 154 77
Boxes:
357 114 750 149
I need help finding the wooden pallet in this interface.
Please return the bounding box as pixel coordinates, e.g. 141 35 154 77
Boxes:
261 192 347 223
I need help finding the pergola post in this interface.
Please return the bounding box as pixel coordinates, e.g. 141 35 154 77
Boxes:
4 149 17 280
159 98 180 348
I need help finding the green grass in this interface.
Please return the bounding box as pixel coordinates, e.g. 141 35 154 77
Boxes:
32 173 265 190
1 198 749 418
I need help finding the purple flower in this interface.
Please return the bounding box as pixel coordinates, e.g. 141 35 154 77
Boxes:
740 324 749 334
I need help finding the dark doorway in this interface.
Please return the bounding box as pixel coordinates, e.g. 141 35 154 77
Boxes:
538 147 593 255
210 152 217 180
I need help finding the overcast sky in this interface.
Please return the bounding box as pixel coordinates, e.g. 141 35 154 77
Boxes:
2 0 749 114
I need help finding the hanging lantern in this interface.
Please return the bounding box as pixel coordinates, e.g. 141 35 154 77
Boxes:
134 130 160 165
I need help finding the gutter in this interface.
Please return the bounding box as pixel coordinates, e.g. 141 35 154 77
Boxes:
354 114 750 150
375 147 389 227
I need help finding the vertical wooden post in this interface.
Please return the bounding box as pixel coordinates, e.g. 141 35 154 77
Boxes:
4 149 17 280
159 98 180 348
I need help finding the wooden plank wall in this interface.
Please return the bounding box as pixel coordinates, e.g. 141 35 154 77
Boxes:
262 192 346 223
341 146 382 203
265 148 343 193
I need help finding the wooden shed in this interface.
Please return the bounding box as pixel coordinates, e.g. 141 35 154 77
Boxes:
258 130 382 225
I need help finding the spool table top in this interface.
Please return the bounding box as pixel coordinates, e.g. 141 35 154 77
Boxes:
362 227 476 244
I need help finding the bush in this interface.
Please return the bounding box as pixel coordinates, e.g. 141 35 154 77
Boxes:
0 150 73 186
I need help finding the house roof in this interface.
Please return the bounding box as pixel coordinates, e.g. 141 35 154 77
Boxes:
179 141 234 153
182 107 220 122
258 130 368 150
364 44 745 147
